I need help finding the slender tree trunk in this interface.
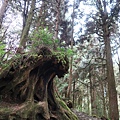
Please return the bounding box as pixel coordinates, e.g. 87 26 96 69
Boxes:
87 86 90 114
0 0 8 28
90 79 97 115
99 64 107 117
77 92 82 111
89 66 97 115
22 0 29 29
116 50 120 73
53 0 61 50
54 0 60 40
19 0 36 48
72 78 76 107
36 1 45 28
101 80 107 117
67 0 75 99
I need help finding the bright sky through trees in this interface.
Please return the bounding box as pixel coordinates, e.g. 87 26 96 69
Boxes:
0 0 120 62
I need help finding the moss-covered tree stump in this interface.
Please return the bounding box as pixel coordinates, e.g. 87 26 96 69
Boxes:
0 47 78 120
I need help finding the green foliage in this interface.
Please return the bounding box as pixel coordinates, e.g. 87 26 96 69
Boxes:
53 51 66 61
0 41 5 58
57 47 74 57
30 27 58 50
0 41 6 67
66 49 74 56
30 27 74 59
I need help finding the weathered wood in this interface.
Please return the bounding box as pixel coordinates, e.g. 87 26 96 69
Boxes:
0 47 78 120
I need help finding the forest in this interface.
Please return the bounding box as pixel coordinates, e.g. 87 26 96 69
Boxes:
0 0 120 120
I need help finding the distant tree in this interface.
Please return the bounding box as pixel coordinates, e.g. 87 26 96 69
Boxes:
66 0 75 99
66 0 82 101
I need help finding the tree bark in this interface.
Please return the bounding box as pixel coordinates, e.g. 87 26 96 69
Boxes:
102 12 119 120
22 0 29 29
19 0 36 48
103 31 119 120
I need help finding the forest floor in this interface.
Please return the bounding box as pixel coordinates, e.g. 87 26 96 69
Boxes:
72 109 105 120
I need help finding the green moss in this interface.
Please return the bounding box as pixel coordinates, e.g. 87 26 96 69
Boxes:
0 106 12 116
57 98 70 111
92 114 96 117
57 98 78 120
52 52 68 68
0 108 11 113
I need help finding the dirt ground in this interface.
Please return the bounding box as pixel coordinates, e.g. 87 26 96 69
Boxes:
72 109 108 120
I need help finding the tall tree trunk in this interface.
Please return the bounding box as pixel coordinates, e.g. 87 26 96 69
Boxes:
103 30 119 120
0 0 8 29
96 0 119 119
102 9 119 119
19 0 36 48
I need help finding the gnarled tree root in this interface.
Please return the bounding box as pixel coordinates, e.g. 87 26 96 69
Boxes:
0 47 78 120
